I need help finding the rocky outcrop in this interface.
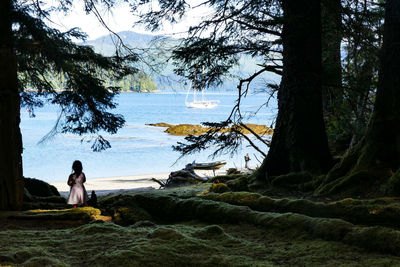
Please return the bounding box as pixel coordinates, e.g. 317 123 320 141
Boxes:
147 122 274 136
22 177 67 210
24 177 60 197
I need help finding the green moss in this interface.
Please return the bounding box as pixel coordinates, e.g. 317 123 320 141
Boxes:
209 183 231 193
211 174 245 183
5 189 400 266
22 201 67 211
316 138 396 198
204 192 261 207
271 172 313 188
299 175 326 192
99 193 400 256
22 256 68 267
113 206 152 226
92 250 140 266
130 220 156 228
7 207 106 224
191 225 226 239
23 188 33 202
12 248 49 264
27 207 101 216
309 218 353 241
22 179 67 210
150 227 186 240
315 170 382 197
386 170 400 195
0 255 13 264
344 226 400 255
227 175 250 191
73 220 130 235
226 168 241 175
2 205 400 266
99 195 153 225
24 177 60 197
14 213 90 222
324 144 361 183
203 191 400 229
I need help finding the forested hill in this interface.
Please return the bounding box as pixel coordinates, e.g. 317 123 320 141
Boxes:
80 31 159 92
85 31 161 55
86 31 279 92
85 31 172 92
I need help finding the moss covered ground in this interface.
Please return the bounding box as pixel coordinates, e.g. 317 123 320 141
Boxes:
1 219 400 266
2 185 400 266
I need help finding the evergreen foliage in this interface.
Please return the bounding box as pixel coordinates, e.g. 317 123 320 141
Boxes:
43 70 157 93
106 71 157 92
14 0 139 150
134 0 387 161
134 0 400 198
134 0 283 158
326 0 384 154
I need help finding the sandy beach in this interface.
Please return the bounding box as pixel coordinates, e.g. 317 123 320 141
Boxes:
50 173 168 196
50 169 227 196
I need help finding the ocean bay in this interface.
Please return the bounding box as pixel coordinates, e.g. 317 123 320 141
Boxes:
21 92 276 183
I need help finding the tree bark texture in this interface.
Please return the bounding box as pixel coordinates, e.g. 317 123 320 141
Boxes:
354 0 400 171
321 0 342 115
0 0 24 210
258 0 332 178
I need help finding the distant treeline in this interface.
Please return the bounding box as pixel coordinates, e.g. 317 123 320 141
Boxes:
28 71 158 93
106 71 157 92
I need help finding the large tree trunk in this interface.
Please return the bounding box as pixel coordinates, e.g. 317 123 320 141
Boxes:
258 0 332 179
321 0 342 116
354 0 400 171
316 0 400 197
0 0 24 210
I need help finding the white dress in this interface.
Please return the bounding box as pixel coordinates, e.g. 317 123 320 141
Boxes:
67 173 89 205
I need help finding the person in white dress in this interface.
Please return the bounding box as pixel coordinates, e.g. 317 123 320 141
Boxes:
67 160 89 208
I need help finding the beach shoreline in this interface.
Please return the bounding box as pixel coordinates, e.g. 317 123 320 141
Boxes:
50 173 168 195
50 169 227 196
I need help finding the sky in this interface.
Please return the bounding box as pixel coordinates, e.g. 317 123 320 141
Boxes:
46 1 212 40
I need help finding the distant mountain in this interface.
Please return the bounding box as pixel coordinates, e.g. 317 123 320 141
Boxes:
84 31 183 91
85 31 165 55
85 31 280 92
89 31 158 46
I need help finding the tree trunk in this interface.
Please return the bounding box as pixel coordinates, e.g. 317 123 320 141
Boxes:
0 0 24 210
321 0 342 116
258 0 332 179
354 0 400 171
316 0 400 197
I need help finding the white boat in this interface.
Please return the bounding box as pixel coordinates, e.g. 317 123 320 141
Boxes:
185 99 219 109
185 81 219 109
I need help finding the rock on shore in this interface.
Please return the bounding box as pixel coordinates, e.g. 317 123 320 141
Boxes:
146 122 274 136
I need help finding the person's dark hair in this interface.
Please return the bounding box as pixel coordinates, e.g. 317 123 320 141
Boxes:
72 160 83 176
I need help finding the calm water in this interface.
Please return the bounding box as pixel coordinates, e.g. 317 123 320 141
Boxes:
21 92 277 182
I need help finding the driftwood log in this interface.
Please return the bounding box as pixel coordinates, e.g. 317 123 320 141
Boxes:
151 164 207 188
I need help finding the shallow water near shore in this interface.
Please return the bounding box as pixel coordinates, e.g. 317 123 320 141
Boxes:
21 92 276 183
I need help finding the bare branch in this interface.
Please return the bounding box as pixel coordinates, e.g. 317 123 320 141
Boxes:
239 123 271 147
231 127 268 158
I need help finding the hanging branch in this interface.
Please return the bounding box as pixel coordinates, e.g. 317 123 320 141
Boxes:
231 126 268 158
239 122 271 147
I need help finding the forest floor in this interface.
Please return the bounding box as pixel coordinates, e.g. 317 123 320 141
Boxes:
1 184 400 266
